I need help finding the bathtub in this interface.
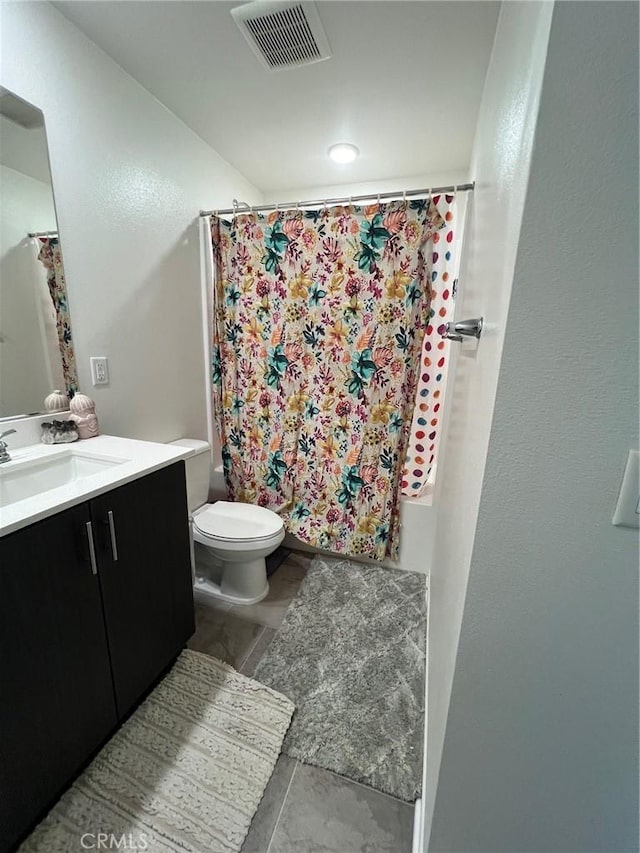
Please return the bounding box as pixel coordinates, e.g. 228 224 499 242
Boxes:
210 464 435 576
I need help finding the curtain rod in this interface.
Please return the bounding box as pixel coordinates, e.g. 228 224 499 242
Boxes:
28 230 58 238
200 181 474 217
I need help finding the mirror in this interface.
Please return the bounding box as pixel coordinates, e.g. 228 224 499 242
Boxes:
0 88 77 420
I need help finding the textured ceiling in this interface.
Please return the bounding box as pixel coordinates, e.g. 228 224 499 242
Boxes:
54 1 500 192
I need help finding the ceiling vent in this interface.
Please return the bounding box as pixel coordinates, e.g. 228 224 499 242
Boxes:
231 1 331 71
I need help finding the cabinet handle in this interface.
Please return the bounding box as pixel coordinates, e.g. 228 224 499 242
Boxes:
107 510 119 562
86 521 98 576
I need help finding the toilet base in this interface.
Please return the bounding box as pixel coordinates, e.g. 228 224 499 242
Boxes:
193 554 270 606
194 576 270 606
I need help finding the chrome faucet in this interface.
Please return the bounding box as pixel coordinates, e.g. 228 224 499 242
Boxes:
0 429 17 463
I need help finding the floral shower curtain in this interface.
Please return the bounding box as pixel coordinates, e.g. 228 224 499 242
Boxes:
210 200 446 561
36 237 78 398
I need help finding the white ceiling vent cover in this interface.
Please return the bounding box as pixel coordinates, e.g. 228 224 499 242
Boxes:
231 1 331 71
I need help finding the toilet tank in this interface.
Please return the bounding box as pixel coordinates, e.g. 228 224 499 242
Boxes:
167 438 211 512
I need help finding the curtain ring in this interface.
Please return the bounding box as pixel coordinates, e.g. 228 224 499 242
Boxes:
377 193 381 206
402 190 407 204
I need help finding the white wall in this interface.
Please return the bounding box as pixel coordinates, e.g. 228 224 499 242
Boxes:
261 171 469 207
0 163 61 416
429 3 639 851
0 1 261 441
422 1 555 847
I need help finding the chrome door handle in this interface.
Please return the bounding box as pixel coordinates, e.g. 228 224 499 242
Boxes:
442 317 483 341
86 521 98 575
107 510 119 562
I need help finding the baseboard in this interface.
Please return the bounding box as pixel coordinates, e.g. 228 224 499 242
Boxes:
412 797 423 853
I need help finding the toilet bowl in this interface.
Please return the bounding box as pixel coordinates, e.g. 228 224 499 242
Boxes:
192 501 284 604
168 439 284 606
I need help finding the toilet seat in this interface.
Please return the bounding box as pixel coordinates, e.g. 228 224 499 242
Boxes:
193 501 283 544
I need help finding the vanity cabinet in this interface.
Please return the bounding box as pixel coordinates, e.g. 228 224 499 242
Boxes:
0 502 117 853
0 461 194 852
91 462 195 717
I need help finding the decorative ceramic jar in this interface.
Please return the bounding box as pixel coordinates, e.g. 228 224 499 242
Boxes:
69 393 100 439
44 390 68 413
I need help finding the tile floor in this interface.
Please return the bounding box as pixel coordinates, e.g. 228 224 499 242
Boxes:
187 550 415 853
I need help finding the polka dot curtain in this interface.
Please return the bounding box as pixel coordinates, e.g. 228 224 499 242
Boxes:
401 194 460 497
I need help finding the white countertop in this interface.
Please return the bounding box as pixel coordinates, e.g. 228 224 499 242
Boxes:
0 435 192 538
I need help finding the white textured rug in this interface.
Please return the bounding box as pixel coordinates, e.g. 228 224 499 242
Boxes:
20 650 294 853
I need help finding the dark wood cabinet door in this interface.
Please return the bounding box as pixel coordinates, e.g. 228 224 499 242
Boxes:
0 503 117 852
90 462 194 718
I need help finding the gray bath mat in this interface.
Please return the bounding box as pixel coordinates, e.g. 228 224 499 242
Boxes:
21 650 294 853
252 556 427 802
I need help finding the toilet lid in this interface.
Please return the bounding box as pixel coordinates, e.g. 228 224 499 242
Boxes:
193 501 283 542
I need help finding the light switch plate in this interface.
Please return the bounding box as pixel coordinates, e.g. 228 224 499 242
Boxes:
90 356 109 386
612 449 639 528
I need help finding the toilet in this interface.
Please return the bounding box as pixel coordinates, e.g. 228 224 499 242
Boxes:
169 439 285 605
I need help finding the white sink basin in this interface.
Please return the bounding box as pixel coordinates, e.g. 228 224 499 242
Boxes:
0 448 128 507
0 434 192 537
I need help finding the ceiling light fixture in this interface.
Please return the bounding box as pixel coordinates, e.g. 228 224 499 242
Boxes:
328 143 359 164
